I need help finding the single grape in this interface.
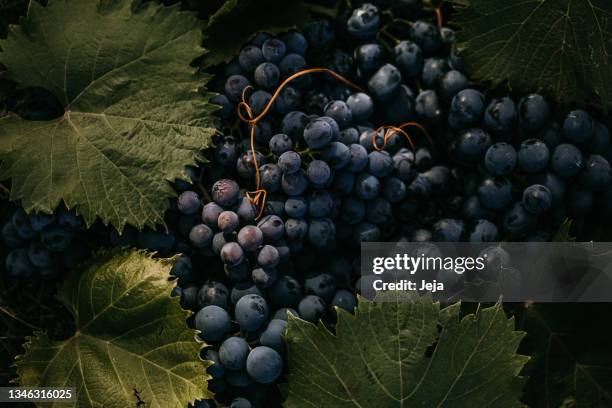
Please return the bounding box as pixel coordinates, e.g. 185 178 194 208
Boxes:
367 64 402 101
563 109 593 143
354 173 380 200
195 305 231 342
331 289 357 313
215 136 239 167
5 248 37 279
40 226 73 252
324 100 353 128
212 179 240 207
281 169 309 196
517 139 550 173
522 184 552 214
269 134 293 156
346 92 374 121
248 90 272 116
177 191 201 215
551 143 583 177
347 3 380 38
421 57 449 89
415 90 443 120
306 160 332 184
257 245 280 268
382 177 407 203
201 202 224 227
582 154 612 190
468 219 499 242
254 62 280 89
298 295 327 323
231 281 264 305
218 211 240 233
502 202 536 238
238 45 264 72
281 111 309 140
394 40 423 78
262 38 287 63
260 163 282 193
27 212 54 232
448 89 485 129
234 198 257 225
346 144 369 173
219 336 250 370
484 142 517 176
279 53 307 82
198 280 229 309
258 215 285 242
307 218 336 247
246 346 283 384
260 319 287 353
453 128 492 163
281 31 307 56
235 294 269 331
304 117 335 149
432 218 464 241
321 142 351 169
410 20 442 54
438 70 468 101
277 151 302 174
224 74 251 102
484 97 517 133
518 94 550 132
477 176 513 209
220 242 244 266
237 225 263 251
179 285 199 310
189 224 213 248
367 151 393 177
305 273 336 302
252 267 277 288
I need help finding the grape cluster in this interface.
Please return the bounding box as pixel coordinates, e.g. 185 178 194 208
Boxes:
1 1 609 407
1 205 90 280
160 2 610 406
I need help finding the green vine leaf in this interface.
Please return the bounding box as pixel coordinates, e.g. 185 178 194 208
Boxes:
202 0 311 67
516 303 612 407
286 296 528 407
0 0 218 232
15 248 211 408
452 0 612 111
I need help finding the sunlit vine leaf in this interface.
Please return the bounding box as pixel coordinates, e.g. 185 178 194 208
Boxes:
0 0 218 231
286 295 528 407
15 248 211 408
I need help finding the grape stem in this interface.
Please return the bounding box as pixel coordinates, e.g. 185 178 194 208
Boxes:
236 68 365 220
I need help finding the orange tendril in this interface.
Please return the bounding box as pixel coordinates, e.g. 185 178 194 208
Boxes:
435 6 444 29
235 67 430 220
372 122 433 153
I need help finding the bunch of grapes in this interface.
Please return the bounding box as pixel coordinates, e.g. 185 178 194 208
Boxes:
144 2 611 406
0 204 92 280
2 1 610 407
